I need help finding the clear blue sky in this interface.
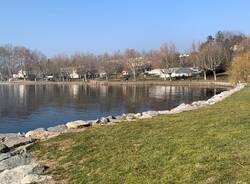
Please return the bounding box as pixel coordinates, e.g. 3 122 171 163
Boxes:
1 0 250 56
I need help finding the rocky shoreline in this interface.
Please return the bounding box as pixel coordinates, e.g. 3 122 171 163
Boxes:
0 83 246 184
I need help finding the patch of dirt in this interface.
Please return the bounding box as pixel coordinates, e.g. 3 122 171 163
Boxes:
203 176 216 184
55 139 75 151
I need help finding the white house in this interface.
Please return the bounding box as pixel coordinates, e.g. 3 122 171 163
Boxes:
45 75 54 81
122 71 129 76
99 72 107 79
160 67 200 79
146 67 200 79
13 69 27 80
69 69 80 79
145 69 164 76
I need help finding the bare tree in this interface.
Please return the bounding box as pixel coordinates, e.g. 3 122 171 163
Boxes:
127 57 145 80
194 39 210 80
71 52 99 81
101 59 120 80
0 45 48 80
215 31 244 69
48 54 70 80
206 42 225 81
0 45 19 77
159 43 178 80
28 51 47 80
0 46 8 78
197 37 225 81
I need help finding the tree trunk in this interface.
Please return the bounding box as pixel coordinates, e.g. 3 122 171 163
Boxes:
203 71 207 80
213 70 217 81
133 70 136 80
169 73 172 81
84 74 87 82
214 88 217 95
163 69 167 80
163 73 167 81
7 67 12 79
164 72 167 81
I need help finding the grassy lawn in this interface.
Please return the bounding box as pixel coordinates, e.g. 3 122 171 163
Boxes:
31 86 250 184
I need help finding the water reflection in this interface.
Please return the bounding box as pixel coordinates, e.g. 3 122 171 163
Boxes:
0 84 226 133
71 84 79 97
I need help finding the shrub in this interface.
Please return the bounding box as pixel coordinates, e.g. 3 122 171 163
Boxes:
229 51 250 83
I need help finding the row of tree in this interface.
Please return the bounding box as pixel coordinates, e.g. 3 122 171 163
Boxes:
0 31 247 81
189 31 244 80
0 45 47 80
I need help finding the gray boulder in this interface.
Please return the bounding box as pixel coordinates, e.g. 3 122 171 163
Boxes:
98 117 109 124
106 116 116 121
0 153 11 162
66 120 91 129
0 163 49 184
139 114 152 119
115 115 126 120
21 174 52 184
0 153 32 172
169 103 186 113
106 116 122 123
0 143 10 153
3 136 33 149
142 111 159 117
134 113 142 118
12 143 34 155
125 113 136 120
158 110 170 115
0 133 22 140
87 119 99 126
170 103 196 114
191 100 207 107
25 128 48 140
47 124 67 133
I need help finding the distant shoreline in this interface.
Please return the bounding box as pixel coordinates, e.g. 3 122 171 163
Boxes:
0 80 234 88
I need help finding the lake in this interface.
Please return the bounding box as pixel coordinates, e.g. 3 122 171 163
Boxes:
0 84 226 133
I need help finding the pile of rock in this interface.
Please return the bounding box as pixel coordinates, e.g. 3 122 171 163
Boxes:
0 134 51 184
166 83 246 114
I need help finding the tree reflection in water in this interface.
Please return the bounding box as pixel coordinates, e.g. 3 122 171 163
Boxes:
0 84 226 133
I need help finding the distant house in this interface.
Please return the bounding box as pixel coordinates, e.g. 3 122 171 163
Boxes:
45 75 54 81
13 69 27 80
69 69 80 79
179 53 190 58
145 69 163 76
160 67 200 79
122 71 129 76
146 67 200 79
99 72 107 79
60 67 80 80
121 71 129 80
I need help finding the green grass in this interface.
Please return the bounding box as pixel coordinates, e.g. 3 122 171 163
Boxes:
31 87 250 184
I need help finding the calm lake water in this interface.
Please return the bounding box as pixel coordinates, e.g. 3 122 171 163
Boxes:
0 84 226 133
